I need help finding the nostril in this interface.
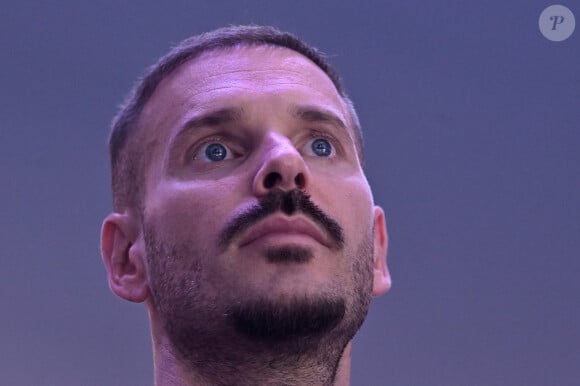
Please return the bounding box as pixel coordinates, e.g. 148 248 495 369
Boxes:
264 172 281 189
294 173 305 189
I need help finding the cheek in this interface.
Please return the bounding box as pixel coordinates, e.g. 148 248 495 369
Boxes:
322 176 374 244
144 180 243 247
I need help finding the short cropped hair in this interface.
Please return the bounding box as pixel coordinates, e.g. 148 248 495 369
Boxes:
108 25 363 213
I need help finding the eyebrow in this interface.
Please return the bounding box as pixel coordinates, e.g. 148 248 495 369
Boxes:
170 104 350 153
170 107 244 147
290 104 348 133
178 106 243 135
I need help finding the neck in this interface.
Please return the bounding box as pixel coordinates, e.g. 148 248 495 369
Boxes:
150 320 353 386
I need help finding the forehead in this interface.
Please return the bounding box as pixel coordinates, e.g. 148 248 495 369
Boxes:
167 44 342 102
138 45 349 139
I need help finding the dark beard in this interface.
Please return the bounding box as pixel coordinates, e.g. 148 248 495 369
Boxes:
143 206 374 385
265 245 313 264
228 295 345 343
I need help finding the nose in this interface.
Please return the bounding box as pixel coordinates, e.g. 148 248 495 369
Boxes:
252 133 311 196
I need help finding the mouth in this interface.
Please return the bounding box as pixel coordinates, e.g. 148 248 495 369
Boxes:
238 215 331 249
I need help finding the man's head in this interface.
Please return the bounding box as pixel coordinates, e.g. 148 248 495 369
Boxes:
101 25 390 385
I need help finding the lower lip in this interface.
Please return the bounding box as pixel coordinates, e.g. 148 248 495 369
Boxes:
240 232 320 248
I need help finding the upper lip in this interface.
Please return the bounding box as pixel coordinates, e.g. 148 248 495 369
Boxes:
238 215 330 248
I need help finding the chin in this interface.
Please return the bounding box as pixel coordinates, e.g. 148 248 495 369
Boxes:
227 291 347 342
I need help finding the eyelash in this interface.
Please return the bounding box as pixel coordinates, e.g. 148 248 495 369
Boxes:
189 136 238 161
304 131 341 156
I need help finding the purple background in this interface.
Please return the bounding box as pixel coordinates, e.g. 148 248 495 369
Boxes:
1 1 578 385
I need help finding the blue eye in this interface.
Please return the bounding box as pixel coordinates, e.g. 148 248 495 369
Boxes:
311 138 333 157
204 143 228 161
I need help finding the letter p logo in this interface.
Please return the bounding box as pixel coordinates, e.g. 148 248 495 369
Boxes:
539 5 576 41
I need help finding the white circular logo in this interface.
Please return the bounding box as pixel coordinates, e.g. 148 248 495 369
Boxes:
539 4 575 41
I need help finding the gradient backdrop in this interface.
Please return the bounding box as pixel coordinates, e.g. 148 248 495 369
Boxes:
1 1 578 385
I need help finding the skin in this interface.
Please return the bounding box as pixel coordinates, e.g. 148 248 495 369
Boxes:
101 45 391 385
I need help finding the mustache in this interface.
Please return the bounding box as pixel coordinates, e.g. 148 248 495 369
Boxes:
219 189 344 250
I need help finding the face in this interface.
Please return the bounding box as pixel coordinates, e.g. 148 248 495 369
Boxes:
131 45 388 357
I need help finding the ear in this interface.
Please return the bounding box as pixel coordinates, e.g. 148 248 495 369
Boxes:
101 212 149 303
371 206 391 296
